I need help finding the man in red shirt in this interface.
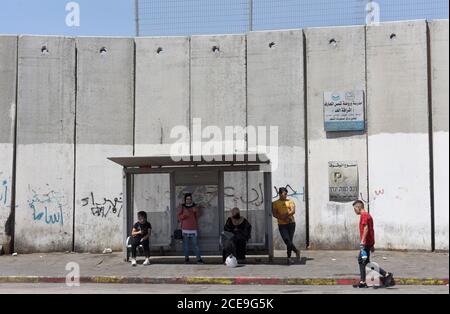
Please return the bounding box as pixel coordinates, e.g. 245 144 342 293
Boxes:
353 200 394 288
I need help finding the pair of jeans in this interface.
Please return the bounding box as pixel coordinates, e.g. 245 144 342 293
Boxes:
131 237 150 258
278 223 299 258
358 246 387 283
183 233 202 261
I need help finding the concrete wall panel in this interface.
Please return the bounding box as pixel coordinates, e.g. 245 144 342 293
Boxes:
135 37 190 156
74 37 134 252
190 35 247 252
0 36 17 253
305 26 367 249
15 36 75 253
191 35 246 156
248 30 306 249
367 21 431 250
429 20 449 251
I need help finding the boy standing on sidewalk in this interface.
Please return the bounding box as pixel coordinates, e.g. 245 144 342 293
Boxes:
352 200 395 288
272 187 301 265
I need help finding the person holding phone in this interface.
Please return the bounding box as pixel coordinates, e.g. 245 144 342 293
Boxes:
130 211 152 267
177 193 205 264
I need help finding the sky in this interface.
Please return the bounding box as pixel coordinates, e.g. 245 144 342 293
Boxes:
0 0 447 37
0 0 135 36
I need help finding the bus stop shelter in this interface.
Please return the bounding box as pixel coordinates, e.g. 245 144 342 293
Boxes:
108 154 274 261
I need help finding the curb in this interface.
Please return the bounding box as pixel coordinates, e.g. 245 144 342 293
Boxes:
0 276 448 286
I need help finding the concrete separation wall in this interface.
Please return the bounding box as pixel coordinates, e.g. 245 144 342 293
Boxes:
15 36 75 253
247 30 307 249
74 37 134 252
367 20 432 250
0 20 447 253
0 36 17 254
429 20 449 251
305 26 367 249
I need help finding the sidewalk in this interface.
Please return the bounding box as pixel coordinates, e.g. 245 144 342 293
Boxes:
0 250 448 286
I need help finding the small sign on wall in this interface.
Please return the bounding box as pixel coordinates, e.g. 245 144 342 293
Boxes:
323 90 365 132
329 161 359 203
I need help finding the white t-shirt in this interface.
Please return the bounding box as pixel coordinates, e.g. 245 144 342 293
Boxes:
182 229 198 236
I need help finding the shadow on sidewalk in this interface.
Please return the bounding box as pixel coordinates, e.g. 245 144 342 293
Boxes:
143 256 313 266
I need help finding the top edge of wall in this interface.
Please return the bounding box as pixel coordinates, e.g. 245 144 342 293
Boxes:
190 33 246 38
366 19 428 27
14 34 135 39
428 19 449 25
71 35 136 40
248 28 304 34
304 24 366 32
135 36 190 40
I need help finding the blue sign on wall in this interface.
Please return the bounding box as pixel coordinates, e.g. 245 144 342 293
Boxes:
323 90 365 132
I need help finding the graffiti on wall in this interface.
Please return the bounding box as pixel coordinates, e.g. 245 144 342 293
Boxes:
225 183 265 208
0 179 8 207
224 183 305 207
224 184 305 210
29 189 66 226
81 192 123 219
273 185 305 202
176 185 218 209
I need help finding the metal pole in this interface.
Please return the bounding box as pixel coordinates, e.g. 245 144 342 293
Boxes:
135 0 140 37
249 0 253 31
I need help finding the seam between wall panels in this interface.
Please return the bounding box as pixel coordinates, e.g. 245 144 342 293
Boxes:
364 25 371 213
133 39 137 157
9 36 19 254
426 22 436 252
303 30 310 248
189 37 192 155
72 39 78 252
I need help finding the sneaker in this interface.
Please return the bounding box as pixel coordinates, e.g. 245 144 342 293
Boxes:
384 273 395 287
143 258 151 266
353 282 368 289
295 250 301 262
131 259 137 267
286 258 291 266
184 257 190 264
197 259 205 265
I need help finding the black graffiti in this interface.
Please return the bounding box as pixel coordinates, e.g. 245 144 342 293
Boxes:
81 192 123 218
273 185 305 202
224 183 264 207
